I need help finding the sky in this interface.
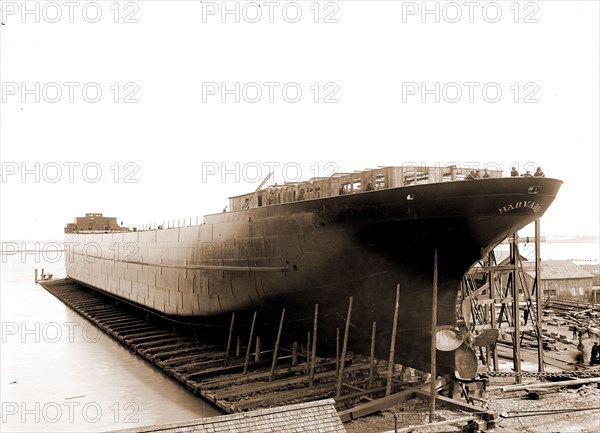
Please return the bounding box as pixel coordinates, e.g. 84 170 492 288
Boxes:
0 0 599 241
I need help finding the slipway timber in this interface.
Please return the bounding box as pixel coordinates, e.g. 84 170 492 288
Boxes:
38 278 429 416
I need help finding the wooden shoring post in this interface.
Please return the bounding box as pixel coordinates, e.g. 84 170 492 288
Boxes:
369 321 377 389
307 332 311 368
255 336 261 362
292 341 298 367
236 336 241 357
269 308 286 382
309 304 319 386
386 284 401 397
511 233 522 384
429 248 438 423
489 252 499 371
35 269 38 283
336 296 353 398
535 218 544 372
335 328 340 378
224 312 235 367
243 311 257 374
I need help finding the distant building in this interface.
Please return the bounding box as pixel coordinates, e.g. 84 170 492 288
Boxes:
64 213 128 233
522 260 595 303
473 257 596 303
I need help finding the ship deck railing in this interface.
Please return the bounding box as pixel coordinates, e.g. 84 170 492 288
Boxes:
77 166 507 232
228 165 504 211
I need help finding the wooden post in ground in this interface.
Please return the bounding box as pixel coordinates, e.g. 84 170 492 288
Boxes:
511 233 522 384
336 296 353 398
535 219 544 372
307 332 311 368
255 336 261 362
369 321 377 389
335 328 340 379
292 341 298 367
386 284 400 397
236 336 241 357
243 311 257 374
269 309 285 382
224 312 235 367
489 252 499 371
429 248 438 423
35 269 38 283
309 304 319 386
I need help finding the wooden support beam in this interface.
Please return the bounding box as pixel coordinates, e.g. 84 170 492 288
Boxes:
255 336 261 362
414 390 484 413
243 311 257 374
511 233 521 384
386 284 400 397
307 331 311 368
499 377 600 392
488 252 498 371
369 321 376 389
394 416 475 433
309 304 318 386
224 312 235 366
430 248 438 423
292 341 298 367
336 297 353 398
535 218 544 372
338 382 425 422
269 308 285 381
335 327 340 379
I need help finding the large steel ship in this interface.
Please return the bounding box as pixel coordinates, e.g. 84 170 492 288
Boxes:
64 165 562 377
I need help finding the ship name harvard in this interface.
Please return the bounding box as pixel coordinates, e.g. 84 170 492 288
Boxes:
498 200 541 214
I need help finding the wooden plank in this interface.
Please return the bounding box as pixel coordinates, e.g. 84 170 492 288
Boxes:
141 339 194 351
225 381 335 412
337 383 425 422
168 354 228 372
134 337 188 349
166 348 226 360
186 355 293 382
394 415 475 433
335 381 413 403
150 347 205 360
125 332 173 344
499 377 600 392
211 362 369 400
414 390 485 413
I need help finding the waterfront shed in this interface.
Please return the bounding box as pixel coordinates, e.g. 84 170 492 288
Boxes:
523 260 595 303
483 257 595 303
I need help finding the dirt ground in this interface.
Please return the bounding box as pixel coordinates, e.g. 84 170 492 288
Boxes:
344 316 600 433
344 382 600 433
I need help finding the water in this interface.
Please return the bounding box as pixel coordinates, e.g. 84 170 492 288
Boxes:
495 241 599 265
1 254 221 433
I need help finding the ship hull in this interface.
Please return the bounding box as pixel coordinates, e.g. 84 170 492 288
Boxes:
65 177 562 374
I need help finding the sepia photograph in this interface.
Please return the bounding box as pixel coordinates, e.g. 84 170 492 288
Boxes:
1 1 599 432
